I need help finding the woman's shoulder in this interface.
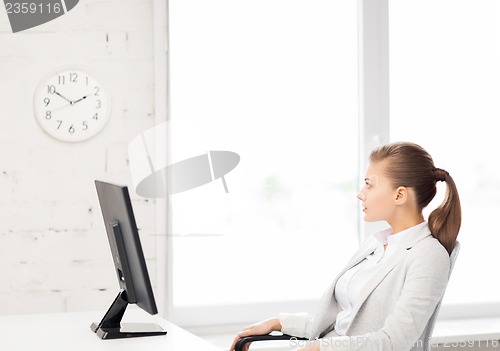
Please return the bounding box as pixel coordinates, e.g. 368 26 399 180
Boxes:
407 233 451 269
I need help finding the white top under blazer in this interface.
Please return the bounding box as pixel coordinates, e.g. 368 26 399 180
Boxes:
279 221 450 351
333 221 427 335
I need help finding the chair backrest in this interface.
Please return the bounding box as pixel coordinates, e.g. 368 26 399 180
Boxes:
416 241 460 351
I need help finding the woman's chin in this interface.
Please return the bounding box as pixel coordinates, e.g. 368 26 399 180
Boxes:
363 215 377 222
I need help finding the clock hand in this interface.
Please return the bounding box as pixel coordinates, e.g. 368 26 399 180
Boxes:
50 103 73 113
48 94 90 114
55 91 74 104
73 95 90 104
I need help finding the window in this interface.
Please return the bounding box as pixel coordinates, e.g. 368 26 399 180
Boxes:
389 0 500 305
169 0 359 324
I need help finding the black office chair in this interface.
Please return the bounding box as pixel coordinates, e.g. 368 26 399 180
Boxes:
235 241 460 351
235 333 307 351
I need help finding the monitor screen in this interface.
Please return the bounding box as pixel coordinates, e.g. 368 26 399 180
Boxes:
91 180 166 339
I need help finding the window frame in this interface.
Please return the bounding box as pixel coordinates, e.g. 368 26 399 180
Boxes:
152 0 498 328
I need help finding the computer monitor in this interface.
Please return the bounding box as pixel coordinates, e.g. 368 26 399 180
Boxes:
90 180 167 339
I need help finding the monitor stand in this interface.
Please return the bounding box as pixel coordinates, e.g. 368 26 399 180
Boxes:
90 290 167 339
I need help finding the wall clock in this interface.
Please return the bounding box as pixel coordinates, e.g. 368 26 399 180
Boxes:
33 67 111 142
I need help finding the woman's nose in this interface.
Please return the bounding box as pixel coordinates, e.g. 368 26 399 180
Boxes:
357 192 365 201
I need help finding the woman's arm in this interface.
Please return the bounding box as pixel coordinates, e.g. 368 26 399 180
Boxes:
279 312 315 338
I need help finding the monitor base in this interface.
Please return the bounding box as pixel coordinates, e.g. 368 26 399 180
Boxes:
91 290 167 340
91 322 167 339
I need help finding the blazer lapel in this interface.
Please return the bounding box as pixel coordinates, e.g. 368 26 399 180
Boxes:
309 237 379 339
343 238 380 272
345 245 408 330
345 224 432 332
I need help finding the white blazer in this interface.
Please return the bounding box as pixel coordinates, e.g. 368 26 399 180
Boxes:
283 222 450 351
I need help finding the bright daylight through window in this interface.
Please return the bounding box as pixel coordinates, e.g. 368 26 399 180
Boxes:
168 0 359 315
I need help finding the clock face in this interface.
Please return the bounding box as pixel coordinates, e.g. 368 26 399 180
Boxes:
33 68 111 142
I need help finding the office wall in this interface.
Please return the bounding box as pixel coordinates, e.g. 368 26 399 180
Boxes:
0 0 157 314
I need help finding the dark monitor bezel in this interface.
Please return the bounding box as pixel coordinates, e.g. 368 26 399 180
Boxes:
91 180 165 339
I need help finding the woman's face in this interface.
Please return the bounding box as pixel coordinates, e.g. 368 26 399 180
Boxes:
357 161 397 222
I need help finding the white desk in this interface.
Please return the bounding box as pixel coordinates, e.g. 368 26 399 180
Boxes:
0 310 222 351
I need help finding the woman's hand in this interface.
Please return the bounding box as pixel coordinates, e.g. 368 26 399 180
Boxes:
228 318 281 351
298 342 320 351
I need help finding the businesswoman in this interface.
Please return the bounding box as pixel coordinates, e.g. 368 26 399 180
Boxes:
229 141 461 351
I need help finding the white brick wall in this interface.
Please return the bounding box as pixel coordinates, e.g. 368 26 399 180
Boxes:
0 0 158 315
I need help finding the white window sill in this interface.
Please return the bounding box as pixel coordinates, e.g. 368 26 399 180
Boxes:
432 317 500 344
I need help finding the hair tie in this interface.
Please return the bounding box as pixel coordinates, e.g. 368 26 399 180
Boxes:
435 168 449 182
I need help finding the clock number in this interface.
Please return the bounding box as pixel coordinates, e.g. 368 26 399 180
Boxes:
82 121 88 131
96 100 101 109
69 125 75 134
47 85 56 94
93 113 98 120
58 75 65 85
56 120 62 129
86 76 89 86
70 73 78 83
94 87 99 96
45 111 52 120
43 98 50 106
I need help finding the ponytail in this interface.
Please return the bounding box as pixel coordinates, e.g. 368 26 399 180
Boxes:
370 142 462 256
428 169 462 255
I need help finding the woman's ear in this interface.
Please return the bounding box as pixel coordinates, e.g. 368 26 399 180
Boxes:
394 186 408 205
